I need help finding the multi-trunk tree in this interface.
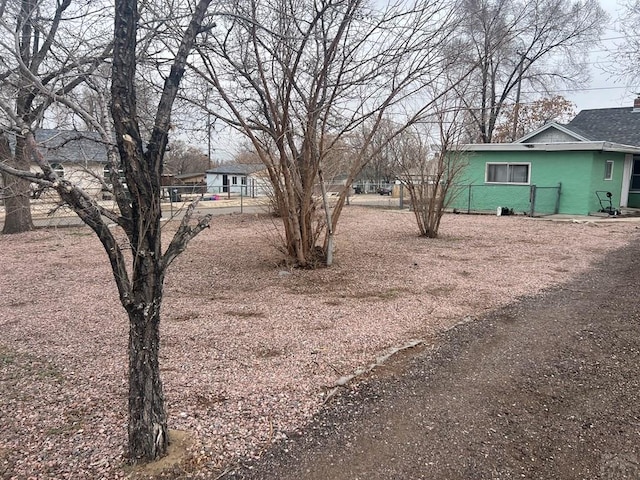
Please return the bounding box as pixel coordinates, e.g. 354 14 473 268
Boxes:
0 0 214 463
191 0 471 267
383 89 470 238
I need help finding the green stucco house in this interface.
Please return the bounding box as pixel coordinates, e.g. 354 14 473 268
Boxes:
450 97 640 216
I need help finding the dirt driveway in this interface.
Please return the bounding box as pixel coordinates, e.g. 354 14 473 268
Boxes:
224 237 640 479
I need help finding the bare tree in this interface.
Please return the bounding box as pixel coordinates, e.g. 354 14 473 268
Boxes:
0 0 112 233
458 0 607 143
391 92 469 238
234 145 263 165
191 0 469 267
0 0 214 463
164 140 211 175
613 0 640 84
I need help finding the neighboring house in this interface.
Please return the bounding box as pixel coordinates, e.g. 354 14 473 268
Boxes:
449 97 640 216
2 129 110 200
161 172 207 195
205 163 271 197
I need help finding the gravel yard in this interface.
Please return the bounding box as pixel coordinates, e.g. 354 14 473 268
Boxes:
0 207 637 479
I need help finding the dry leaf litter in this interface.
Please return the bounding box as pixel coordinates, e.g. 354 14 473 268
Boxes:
0 208 637 478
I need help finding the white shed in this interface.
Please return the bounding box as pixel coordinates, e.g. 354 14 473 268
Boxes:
205 164 271 197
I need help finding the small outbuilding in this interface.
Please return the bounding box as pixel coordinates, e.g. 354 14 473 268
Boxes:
205 163 271 197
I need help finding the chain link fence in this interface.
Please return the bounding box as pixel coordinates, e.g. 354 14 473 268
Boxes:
346 182 562 217
454 183 562 216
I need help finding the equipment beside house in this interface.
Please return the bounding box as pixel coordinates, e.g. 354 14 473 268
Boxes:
496 206 514 216
595 191 620 216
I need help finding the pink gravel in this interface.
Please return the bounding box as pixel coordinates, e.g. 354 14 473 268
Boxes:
0 208 637 478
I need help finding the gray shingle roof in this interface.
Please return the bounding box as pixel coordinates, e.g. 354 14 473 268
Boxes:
6 129 109 165
566 107 640 147
206 163 266 175
37 129 109 165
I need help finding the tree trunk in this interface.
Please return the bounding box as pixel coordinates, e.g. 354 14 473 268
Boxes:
2 176 33 233
2 139 34 234
126 295 167 463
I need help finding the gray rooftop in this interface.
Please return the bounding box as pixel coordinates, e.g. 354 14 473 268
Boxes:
206 163 266 175
6 129 109 165
566 106 640 147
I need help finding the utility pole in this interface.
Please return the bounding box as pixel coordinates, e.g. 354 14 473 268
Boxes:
511 53 525 142
206 88 214 165
207 109 211 162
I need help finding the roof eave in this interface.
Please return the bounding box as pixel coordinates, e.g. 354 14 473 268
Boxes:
454 141 640 154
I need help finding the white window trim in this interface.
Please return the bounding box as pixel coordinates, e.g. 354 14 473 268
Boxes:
604 160 614 181
51 162 65 178
485 162 531 185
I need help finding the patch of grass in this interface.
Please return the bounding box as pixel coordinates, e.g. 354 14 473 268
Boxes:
0 346 65 383
517 238 544 245
46 409 85 436
224 309 265 318
34 360 66 383
0 347 16 366
423 284 456 297
342 287 410 301
310 321 334 331
323 299 343 306
378 288 406 300
172 311 200 322
193 392 227 407
255 346 283 359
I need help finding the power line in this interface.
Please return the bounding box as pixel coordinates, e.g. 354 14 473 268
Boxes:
598 33 640 42
522 85 639 95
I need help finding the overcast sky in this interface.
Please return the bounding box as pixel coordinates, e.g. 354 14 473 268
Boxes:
562 0 639 111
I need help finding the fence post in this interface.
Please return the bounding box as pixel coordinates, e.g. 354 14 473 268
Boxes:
399 183 404 209
467 185 472 214
555 182 562 214
529 185 537 217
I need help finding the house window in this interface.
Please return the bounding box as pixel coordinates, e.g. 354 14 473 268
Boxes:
103 165 125 182
604 160 614 180
486 163 530 184
50 163 64 178
631 157 640 191
232 176 238 185
241 176 247 186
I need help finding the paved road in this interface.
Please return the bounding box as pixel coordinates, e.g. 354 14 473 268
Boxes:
223 237 640 479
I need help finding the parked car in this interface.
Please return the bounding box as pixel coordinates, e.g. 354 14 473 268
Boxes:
378 186 392 196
